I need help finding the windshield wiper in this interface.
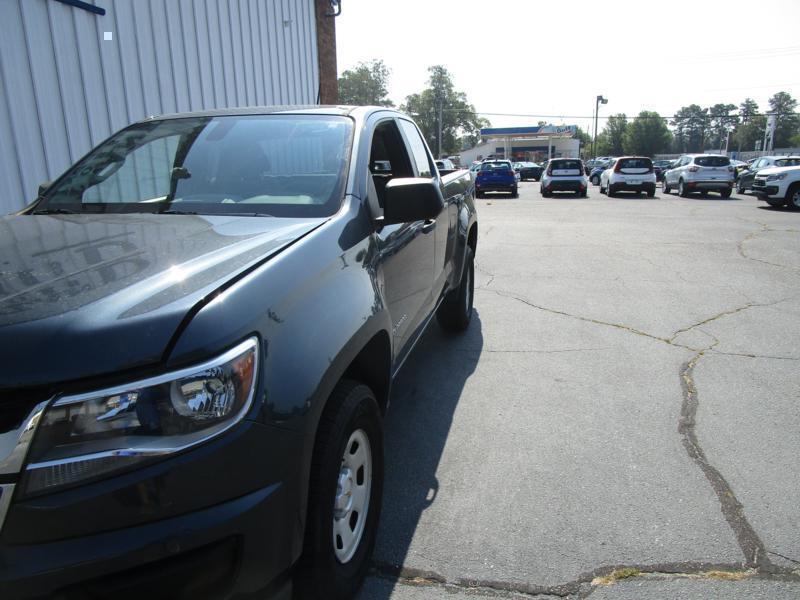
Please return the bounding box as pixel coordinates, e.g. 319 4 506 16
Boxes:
159 209 199 215
32 207 80 215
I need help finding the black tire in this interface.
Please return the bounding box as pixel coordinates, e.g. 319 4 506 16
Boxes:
678 179 689 197
607 185 616 198
296 381 384 600
662 180 671 194
511 186 518 198
591 175 600 186
476 191 484 199
787 183 800 210
700 190 709 197
719 188 731 199
647 189 655 198
437 245 474 332
737 181 746 194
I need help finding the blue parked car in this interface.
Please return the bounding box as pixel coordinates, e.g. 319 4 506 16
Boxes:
475 160 518 197
589 165 607 185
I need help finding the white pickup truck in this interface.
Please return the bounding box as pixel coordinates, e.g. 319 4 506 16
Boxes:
752 165 800 209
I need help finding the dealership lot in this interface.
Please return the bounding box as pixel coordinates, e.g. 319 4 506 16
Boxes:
359 182 800 599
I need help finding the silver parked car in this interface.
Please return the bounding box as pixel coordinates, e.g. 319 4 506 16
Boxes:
662 154 735 198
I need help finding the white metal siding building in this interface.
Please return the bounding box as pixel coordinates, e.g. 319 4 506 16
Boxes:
0 0 322 215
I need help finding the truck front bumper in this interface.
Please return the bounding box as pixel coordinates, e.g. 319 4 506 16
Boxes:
1 421 300 600
753 184 780 197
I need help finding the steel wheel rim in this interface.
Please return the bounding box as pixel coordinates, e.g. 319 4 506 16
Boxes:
333 428 372 564
679 181 684 195
793 190 800 208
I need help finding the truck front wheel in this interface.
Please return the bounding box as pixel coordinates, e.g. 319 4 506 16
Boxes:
788 184 800 210
437 246 474 332
296 380 384 600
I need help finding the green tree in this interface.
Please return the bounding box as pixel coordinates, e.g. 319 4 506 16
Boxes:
671 105 708 153
732 98 764 152
337 59 394 107
573 126 592 157
768 91 799 148
401 65 488 157
598 113 628 155
622 111 672 156
707 103 737 151
594 131 612 156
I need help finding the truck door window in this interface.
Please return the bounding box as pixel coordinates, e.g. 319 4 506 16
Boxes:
369 120 414 208
398 119 433 178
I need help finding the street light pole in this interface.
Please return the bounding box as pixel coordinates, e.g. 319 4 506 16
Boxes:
593 95 608 159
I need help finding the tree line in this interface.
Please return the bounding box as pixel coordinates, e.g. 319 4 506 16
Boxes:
595 93 799 156
338 59 800 158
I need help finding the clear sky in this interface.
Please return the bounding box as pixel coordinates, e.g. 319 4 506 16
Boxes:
335 0 800 132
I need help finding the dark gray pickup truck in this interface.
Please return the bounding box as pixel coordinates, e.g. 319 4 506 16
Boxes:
0 106 477 599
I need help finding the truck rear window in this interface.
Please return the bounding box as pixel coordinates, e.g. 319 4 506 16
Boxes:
695 156 730 167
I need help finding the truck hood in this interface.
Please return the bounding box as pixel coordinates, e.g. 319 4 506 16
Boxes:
0 213 325 388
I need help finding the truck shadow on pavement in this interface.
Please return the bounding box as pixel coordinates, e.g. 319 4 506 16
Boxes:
358 311 484 599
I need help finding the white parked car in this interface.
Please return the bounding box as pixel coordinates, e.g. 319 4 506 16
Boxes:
600 156 657 197
662 154 734 198
752 165 800 209
435 158 456 171
540 158 588 197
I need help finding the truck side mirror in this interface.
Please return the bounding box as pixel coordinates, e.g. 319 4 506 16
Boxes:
381 178 444 226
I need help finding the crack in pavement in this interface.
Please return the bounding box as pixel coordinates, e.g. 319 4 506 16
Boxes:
668 303 760 344
420 263 798 595
736 221 800 273
479 288 675 347
678 344 777 573
369 560 799 599
710 350 800 361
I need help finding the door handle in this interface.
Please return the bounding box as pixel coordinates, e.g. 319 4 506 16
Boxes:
421 219 436 234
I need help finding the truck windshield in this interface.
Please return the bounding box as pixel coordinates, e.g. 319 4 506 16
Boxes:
36 115 354 217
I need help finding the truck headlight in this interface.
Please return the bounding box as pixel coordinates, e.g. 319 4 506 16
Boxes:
766 173 787 181
21 337 258 497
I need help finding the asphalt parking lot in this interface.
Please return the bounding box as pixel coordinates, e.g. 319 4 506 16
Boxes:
357 180 800 599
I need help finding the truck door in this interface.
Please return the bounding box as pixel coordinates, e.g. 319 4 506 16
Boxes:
397 119 449 310
368 119 436 361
